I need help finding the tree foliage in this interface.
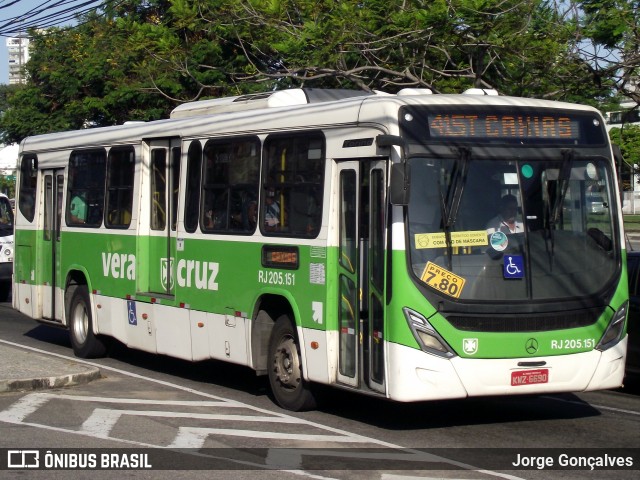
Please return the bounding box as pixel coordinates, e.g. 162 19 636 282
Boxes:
571 0 640 105
609 124 640 175
0 0 639 144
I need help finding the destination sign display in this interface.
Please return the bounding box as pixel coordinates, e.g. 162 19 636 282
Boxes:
399 106 606 145
428 113 575 140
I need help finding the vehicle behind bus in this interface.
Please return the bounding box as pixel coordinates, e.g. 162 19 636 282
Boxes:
0 193 14 302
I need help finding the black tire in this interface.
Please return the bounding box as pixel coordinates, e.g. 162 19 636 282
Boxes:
68 285 107 358
0 281 10 302
267 315 317 411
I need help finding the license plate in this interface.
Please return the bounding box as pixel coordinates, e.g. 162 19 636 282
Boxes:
511 369 549 386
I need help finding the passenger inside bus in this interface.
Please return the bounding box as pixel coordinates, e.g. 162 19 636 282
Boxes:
107 207 131 227
69 193 87 224
246 200 258 230
264 187 281 231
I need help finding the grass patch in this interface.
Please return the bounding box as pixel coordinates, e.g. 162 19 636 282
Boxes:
624 215 640 231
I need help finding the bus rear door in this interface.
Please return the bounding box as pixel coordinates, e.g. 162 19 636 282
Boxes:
41 169 64 321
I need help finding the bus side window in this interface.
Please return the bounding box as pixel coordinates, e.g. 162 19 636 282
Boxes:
18 155 37 223
67 149 106 227
105 147 135 229
262 132 325 238
184 141 202 233
200 136 260 234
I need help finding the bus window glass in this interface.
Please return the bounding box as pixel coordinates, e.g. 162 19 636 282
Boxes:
18 155 37 222
171 147 181 231
67 150 106 227
151 149 167 231
105 147 134 229
201 137 260 234
339 171 357 274
44 176 52 241
56 175 63 240
184 141 202 233
370 169 385 291
339 274 357 377
262 132 325 237
407 156 617 301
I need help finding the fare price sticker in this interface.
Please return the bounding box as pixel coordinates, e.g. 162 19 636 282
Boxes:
420 261 466 299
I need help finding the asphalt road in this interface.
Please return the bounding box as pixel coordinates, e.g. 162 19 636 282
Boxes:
0 300 638 480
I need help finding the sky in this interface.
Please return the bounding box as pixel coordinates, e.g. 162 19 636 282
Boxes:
0 0 104 84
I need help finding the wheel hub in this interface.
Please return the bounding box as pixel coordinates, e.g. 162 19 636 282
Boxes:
274 336 301 390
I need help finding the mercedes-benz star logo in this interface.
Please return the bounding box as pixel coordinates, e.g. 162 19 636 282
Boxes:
525 338 538 354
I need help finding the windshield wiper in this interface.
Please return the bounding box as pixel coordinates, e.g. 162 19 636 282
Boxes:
544 149 574 268
438 147 471 269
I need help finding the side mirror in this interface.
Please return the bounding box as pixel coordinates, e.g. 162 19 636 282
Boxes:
377 135 411 206
390 163 411 205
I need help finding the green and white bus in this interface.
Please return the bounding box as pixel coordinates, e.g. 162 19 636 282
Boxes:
13 88 629 410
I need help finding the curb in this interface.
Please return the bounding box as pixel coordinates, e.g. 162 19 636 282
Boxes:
0 365 101 393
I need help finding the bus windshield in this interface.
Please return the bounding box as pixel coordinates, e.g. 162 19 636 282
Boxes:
407 155 618 301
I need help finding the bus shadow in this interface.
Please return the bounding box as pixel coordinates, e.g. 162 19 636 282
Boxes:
312 386 605 430
24 324 271 398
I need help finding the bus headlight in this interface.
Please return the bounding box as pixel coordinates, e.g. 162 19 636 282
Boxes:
403 307 456 358
596 301 628 352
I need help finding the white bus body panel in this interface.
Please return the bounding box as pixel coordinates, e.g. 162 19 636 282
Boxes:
386 338 627 402
14 282 34 318
299 326 334 385
94 295 251 365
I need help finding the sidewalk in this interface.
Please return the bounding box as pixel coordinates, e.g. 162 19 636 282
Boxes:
0 343 101 393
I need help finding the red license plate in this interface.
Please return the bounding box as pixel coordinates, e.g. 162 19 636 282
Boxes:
511 369 549 386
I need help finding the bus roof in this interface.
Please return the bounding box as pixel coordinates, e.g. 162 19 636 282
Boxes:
19 89 602 155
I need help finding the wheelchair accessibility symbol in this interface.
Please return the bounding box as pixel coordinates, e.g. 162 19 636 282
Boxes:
127 300 137 326
504 255 524 279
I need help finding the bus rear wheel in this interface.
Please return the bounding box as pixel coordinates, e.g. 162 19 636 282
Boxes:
68 285 107 358
268 315 317 411
0 281 10 302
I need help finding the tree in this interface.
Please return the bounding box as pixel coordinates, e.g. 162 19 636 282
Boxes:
0 9 184 143
0 176 15 198
138 0 606 100
569 1 640 105
2 0 639 143
609 124 640 189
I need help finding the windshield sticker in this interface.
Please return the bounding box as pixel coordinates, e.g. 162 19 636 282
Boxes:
415 231 488 249
503 255 524 279
420 261 466 298
489 231 508 251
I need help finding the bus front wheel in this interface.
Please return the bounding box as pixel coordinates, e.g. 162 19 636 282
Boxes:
68 285 107 358
268 315 317 411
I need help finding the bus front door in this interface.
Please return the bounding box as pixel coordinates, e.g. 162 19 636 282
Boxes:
336 160 387 393
144 139 181 296
41 169 64 321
